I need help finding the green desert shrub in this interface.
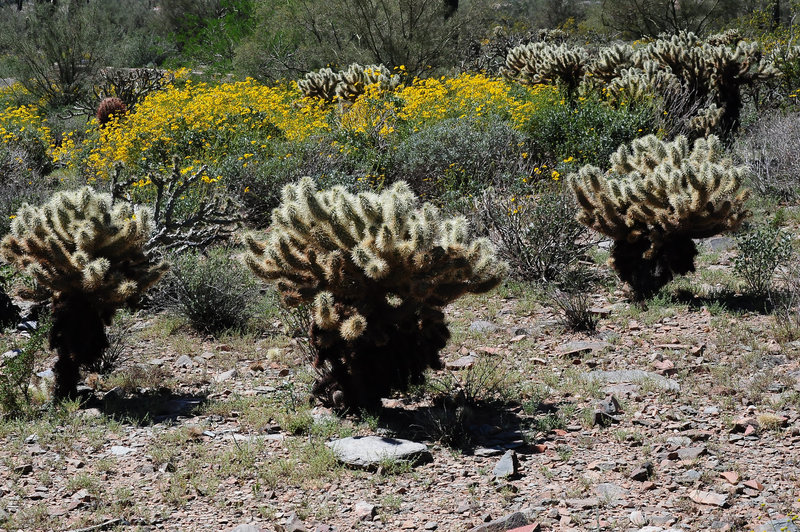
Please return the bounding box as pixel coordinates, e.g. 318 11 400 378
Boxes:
159 246 261 335
734 223 793 296
389 116 529 203
0 315 51 417
475 186 591 282
521 97 655 167
246 178 507 410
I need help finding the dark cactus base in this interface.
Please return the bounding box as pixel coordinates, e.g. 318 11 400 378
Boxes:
611 237 698 301
50 296 111 400
0 289 19 329
310 302 449 411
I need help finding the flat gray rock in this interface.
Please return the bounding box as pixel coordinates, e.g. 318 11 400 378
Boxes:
110 445 134 456
469 320 497 333
558 341 610 357
174 354 194 368
228 525 265 532
583 369 680 392
595 482 627 501
492 450 518 479
327 436 430 468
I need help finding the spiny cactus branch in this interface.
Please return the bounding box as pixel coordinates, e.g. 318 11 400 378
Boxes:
111 160 241 254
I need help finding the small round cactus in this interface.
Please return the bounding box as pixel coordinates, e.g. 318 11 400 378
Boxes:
96 97 127 126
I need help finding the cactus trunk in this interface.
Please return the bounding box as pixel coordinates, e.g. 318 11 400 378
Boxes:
50 295 111 399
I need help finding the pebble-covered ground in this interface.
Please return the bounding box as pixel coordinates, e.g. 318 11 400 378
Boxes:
1 237 800 532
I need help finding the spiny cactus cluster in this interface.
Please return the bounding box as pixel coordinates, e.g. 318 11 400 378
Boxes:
504 31 780 137
569 135 749 300
246 177 506 409
96 97 127 126
0 188 167 398
502 42 589 99
298 63 402 103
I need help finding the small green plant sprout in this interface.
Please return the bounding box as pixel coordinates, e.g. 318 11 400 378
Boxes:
569 135 750 301
0 187 168 399
734 222 793 296
246 177 506 410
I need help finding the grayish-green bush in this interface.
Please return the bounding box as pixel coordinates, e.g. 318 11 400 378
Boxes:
390 116 529 202
734 223 793 296
475 186 592 283
160 247 261 335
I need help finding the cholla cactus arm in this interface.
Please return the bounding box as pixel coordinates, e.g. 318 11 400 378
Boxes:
111 160 240 253
0 187 167 398
587 43 635 85
247 177 505 409
297 68 341 102
334 63 402 101
569 135 750 299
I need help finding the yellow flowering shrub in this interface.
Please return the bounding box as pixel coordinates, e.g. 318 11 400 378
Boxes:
79 78 331 180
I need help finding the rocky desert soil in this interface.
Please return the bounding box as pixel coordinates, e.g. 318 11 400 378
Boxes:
1 236 800 532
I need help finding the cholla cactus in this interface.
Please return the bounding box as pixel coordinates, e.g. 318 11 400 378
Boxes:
587 43 635 85
246 178 506 409
605 61 679 105
297 68 340 102
0 188 167 398
96 97 127 126
643 32 779 138
335 63 401 101
503 42 588 99
569 135 749 299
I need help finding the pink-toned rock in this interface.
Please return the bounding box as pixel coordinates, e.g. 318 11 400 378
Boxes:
689 489 728 507
743 479 764 491
720 471 739 484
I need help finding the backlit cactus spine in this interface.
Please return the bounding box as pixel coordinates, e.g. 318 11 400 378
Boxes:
246 178 506 410
0 188 167 399
297 68 340 102
569 135 750 300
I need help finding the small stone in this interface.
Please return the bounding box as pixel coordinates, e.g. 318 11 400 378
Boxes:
598 395 622 415
720 471 739 484
447 355 476 370
474 447 505 457
630 461 653 481
676 446 707 460
595 482 627 502
688 489 728 507
423 522 438 530
630 510 648 527
743 479 764 491
36 369 54 380
174 354 194 368
467 511 529 532
677 470 702 484
285 512 307 532
13 463 33 475
493 450 519 479
354 501 376 520
593 410 618 427
565 497 599 509
110 445 134 456
228 525 264 532
469 320 497 333
214 369 238 382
